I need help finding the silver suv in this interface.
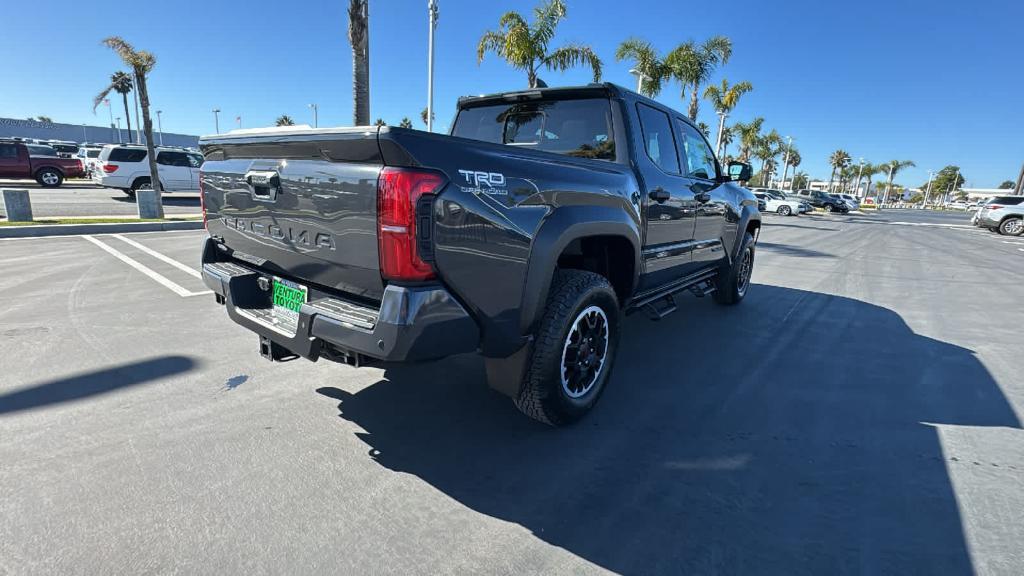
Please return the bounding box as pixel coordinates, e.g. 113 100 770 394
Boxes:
978 201 1024 236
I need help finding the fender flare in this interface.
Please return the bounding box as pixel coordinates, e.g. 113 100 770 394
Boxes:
518 205 641 336
732 206 762 263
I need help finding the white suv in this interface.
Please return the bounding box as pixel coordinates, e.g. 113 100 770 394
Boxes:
93 144 203 196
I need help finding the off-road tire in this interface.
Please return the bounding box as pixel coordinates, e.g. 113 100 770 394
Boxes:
999 217 1024 236
35 168 63 188
713 232 755 306
514 270 620 426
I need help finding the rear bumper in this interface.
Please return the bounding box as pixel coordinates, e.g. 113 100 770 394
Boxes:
200 239 479 363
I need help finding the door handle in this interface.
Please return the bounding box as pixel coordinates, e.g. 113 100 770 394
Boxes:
648 188 670 203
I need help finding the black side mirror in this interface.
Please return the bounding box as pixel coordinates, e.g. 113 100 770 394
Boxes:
727 161 753 182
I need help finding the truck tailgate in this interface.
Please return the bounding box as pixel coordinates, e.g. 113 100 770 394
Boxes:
200 128 385 301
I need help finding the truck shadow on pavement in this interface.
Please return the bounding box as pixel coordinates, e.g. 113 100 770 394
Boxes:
317 284 1018 575
0 355 196 416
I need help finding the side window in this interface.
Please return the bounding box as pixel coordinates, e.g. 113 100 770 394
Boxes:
187 154 203 168
0 144 18 158
157 151 190 167
676 119 717 180
636 103 679 174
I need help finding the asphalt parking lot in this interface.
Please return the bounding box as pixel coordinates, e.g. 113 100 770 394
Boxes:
0 180 200 219
1 209 1022 575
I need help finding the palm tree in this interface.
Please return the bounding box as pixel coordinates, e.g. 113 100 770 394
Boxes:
791 171 810 190
859 163 881 198
374 118 387 126
348 0 370 125
754 130 782 184
733 117 764 163
35 116 54 123
420 107 434 127
828 150 852 193
703 78 752 155
879 160 916 205
697 122 711 138
399 117 413 128
666 35 732 121
101 37 161 197
615 38 670 97
477 0 601 88
718 126 734 160
93 71 134 142
780 147 800 189
275 115 295 126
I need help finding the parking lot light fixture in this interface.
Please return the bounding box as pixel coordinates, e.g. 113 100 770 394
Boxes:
156 110 164 146
212 109 221 134
115 117 122 143
629 68 649 94
855 158 865 198
308 103 318 128
427 0 439 132
780 136 793 191
715 111 728 159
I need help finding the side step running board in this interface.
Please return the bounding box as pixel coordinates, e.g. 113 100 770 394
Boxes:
628 269 720 320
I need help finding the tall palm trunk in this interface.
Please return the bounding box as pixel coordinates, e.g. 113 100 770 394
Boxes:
349 0 370 126
688 85 699 120
528 66 538 88
121 93 132 140
829 166 837 192
135 74 163 202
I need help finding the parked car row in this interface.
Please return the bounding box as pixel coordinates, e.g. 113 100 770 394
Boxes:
0 139 85 187
972 195 1024 236
750 188 856 215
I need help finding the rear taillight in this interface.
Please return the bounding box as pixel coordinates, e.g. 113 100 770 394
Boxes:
102 163 118 173
198 169 207 229
377 167 445 281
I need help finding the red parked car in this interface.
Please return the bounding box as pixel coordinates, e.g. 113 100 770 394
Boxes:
0 141 85 187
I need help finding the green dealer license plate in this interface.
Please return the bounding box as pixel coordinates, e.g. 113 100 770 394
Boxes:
271 277 307 333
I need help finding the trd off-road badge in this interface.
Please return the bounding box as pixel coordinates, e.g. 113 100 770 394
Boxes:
457 169 507 195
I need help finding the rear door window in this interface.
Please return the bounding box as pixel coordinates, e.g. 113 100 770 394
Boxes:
108 148 148 162
0 144 18 158
157 151 191 167
635 103 680 174
452 98 616 161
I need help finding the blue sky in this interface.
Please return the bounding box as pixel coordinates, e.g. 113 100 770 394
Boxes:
2 0 1021 188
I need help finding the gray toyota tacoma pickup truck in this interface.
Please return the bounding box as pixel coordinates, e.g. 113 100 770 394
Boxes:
198 83 760 425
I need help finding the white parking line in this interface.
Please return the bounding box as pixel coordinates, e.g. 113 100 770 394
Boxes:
110 234 202 279
82 235 211 298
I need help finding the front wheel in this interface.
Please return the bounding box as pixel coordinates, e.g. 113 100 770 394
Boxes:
999 217 1024 236
514 270 620 426
714 233 755 306
35 168 63 188
824 204 834 213
777 205 792 216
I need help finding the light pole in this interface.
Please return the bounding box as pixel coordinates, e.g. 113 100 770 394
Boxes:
779 136 793 190
715 111 728 159
236 115 242 129
923 170 934 209
156 110 164 146
104 98 115 141
115 117 122 143
629 68 649 95
212 109 221 134
426 0 439 132
308 103 318 128
854 158 865 198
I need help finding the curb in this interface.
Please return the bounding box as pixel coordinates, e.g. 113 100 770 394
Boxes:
0 220 204 238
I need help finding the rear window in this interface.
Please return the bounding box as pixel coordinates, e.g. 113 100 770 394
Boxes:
993 196 1024 205
452 98 615 161
108 148 148 162
26 145 57 156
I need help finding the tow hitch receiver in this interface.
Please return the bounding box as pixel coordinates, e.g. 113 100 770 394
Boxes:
259 335 299 362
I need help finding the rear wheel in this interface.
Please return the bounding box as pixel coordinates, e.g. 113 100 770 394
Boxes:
713 233 755 306
999 217 1024 236
35 168 63 188
777 205 792 216
131 177 153 195
824 204 834 213
514 270 620 426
